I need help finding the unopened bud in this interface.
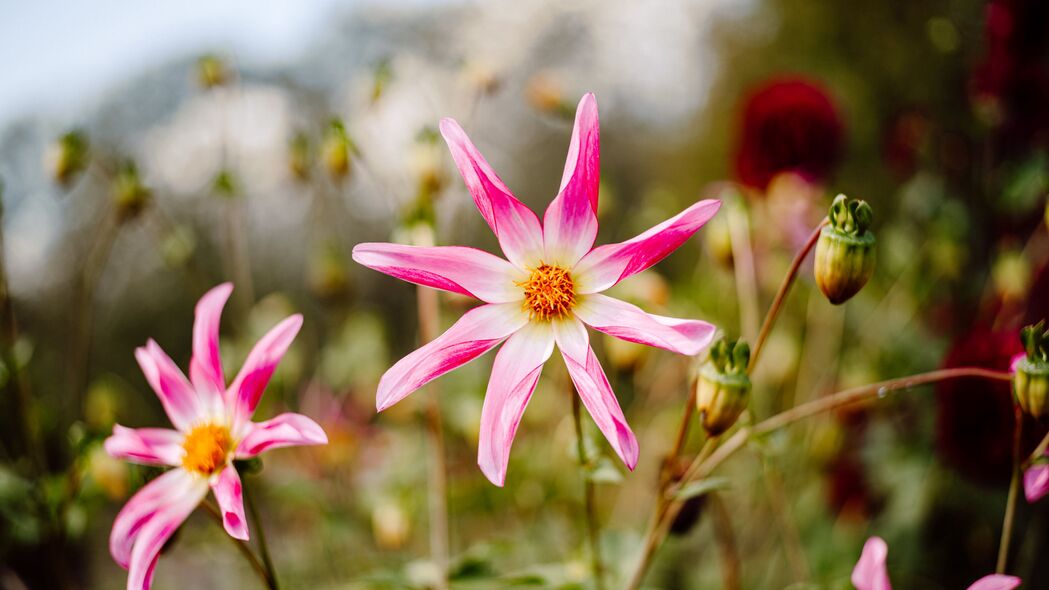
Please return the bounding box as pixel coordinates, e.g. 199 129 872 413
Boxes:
814 194 875 304
704 215 734 269
46 131 89 186
1014 321 1049 418
196 54 230 89
696 338 751 435
525 73 573 119
288 131 312 181
112 162 150 221
411 127 446 197
322 119 353 182
212 169 238 198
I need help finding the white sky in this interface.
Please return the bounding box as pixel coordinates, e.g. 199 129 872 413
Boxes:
0 0 446 124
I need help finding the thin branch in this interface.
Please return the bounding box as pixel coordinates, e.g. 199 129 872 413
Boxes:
997 405 1023 573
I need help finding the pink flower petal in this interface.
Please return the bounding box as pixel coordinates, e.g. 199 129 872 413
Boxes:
543 93 600 267
574 294 716 356
851 536 893 590
227 315 303 431
109 469 205 570
477 322 555 486
211 465 249 541
135 340 202 431
967 574 1022 590
104 425 184 467
1024 460 1049 503
236 412 328 458
125 476 208 590
189 283 233 410
351 243 525 303
439 118 545 269
376 302 527 411
554 318 639 471
573 199 722 293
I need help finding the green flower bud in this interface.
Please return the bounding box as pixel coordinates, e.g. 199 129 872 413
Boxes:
322 119 353 182
46 130 89 186
1014 321 1049 418
196 54 230 89
696 337 751 435
814 194 875 305
288 131 312 182
112 161 150 221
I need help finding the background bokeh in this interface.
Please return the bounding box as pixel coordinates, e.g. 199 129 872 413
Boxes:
1 0 1048 588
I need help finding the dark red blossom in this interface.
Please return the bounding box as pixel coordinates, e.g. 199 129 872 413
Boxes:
734 77 845 191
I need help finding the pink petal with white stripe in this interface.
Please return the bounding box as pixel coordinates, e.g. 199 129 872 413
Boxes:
439 118 544 269
125 477 208 590
211 465 249 541
104 425 183 467
477 322 555 486
135 341 201 432
851 536 892 590
573 199 722 293
227 315 303 431
574 294 716 356
967 575 1022 590
543 93 600 267
236 412 328 458
1025 459 1049 503
189 283 232 409
377 302 528 412
555 318 639 471
109 469 205 570
351 243 524 303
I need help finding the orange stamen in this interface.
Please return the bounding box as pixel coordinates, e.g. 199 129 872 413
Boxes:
517 263 575 320
181 424 232 475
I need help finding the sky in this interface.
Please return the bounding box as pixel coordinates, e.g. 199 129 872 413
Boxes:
0 0 445 125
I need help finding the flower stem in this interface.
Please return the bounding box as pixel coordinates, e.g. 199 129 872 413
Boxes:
1025 429 1049 468
417 284 450 590
570 387 605 590
750 219 827 371
202 500 271 587
243 480 280 590
626 366 1013 589
997 404 1023 574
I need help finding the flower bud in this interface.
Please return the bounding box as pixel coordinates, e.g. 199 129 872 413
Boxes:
112 161 150 221
322 119 353 182
196 54 230 89
411 127 446 198
212 169 238 198
814 194 875 304
46 131 89 186
288 131 312 181
525 73 574 119
696 338 751 435
1014 321 1049 418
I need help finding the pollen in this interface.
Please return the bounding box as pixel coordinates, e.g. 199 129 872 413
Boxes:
517 263 575 320
181 424 232 475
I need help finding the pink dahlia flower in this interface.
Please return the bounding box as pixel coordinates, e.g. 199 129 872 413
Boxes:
852 536 1021 590
352 93 719 485
104 283 327 590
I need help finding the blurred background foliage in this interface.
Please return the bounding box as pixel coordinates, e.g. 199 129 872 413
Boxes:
0 0 1048 588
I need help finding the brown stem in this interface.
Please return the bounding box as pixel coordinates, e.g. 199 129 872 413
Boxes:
997 404 1023 574
571 385 606 590
663 386 696 480
627 366 1013 589
1026 429 1049 468
750 219 827 372
202 500 272 587
417 284 450 590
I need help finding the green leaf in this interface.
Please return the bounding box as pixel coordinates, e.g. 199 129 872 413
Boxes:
673 477 730 500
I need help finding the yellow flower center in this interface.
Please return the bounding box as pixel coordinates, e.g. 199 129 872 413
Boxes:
517 263 575 320
181 424 232 475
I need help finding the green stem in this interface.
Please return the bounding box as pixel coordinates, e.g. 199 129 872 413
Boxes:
997 404 1023 574
202 500 271 586
243 480 280 590
571 388 605 590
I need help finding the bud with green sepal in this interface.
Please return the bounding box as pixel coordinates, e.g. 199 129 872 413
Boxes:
47 130 89 187
1014 321 1049 418
814 194 875 305
196 54 230 89
111 161 150 221
322 119 354 182
696 337 751 435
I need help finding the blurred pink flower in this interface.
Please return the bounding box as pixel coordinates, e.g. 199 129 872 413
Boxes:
353 93 719 486
104 283 327 590
851 536 1021 590
855 535 1019 583
1025 452 1049 503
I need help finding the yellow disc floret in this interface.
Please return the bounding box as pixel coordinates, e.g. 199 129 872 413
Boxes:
181 424 232 475
518 263 575 320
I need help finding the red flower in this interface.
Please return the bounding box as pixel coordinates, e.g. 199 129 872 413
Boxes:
734 77 845 191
